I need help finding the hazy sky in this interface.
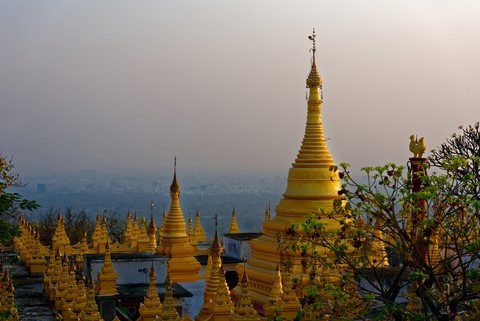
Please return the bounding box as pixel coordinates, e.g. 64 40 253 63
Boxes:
1 1 479 175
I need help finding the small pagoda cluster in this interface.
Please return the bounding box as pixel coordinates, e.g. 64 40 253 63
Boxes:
13 216 48 274
41 246 108 321
0 266 19 321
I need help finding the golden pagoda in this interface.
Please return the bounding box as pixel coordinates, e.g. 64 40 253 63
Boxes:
137 264 163 321
260 207 270 234
138 216 150 251
230 268 260 321
75 275 88 313
61 264 80 320
156 161 202 283
278 269 301 320
147 210 157 252
210 265 235 321
29 230 47 274
193 210 206 243
96 241 118 295
228 207 241 234
196 225 223 321
131 213 140 247
79 279 103 321
46 249 63 299
98 215 111 253
236 29 342 305
91 214 102 251
124 211 133 244
263 265 283 319
53 214 72 255
54 253 73 310
158 269 181 321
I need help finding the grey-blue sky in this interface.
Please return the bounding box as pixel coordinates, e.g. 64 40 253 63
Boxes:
1 1 479 175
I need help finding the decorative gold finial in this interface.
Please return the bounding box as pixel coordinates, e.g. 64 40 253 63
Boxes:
409 135 426 158
306 28 321 88
170 157 180 195
308 28 316 57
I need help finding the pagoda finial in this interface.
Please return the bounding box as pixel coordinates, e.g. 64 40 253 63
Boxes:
306 28 322 88
170 157 180 195
211 214 222 258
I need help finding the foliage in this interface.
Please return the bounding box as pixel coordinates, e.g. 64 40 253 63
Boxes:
0 153 39 245
288 155 480 320
430 122 480 217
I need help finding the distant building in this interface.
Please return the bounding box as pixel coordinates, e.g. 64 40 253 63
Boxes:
223 233 261 260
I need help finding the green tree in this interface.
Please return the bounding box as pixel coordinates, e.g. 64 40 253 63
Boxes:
430 122 480 218
288 156 480 320
0 153 39 245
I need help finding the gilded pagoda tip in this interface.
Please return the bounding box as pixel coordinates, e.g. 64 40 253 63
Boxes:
306 28 322 88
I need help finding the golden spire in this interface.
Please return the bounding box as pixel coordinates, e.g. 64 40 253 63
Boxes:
79 279 102 321
54 253 71 310
138 215 149 251
138 263 163 321
206 213 223 280
29 230 47 274
232 267 260 320
263 265 283 318
61 262 80 319
306 28 322 88
147 203 157 252
96 241 118 295
131 213 140 247
170 156 180 195
101 215 110 243
279 268 301 320
124 211 133 244
211 265 235 319
270 264 284 299
92 213 101 251
228 207 241 234
159 267 180 321
293 28 332 169
196 218 223 321
157 159 202 283
193 210 206 243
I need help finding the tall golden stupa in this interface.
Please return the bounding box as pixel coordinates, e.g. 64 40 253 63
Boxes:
157 158 202 283
236 29 342 305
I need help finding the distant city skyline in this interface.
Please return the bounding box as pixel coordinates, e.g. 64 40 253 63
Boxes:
1 1 479 175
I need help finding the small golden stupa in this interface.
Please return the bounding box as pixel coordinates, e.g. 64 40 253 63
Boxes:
228 207 241 234
96 241 118 295
137 264 163 321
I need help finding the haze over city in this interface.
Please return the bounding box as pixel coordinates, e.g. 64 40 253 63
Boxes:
1 1 479 176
